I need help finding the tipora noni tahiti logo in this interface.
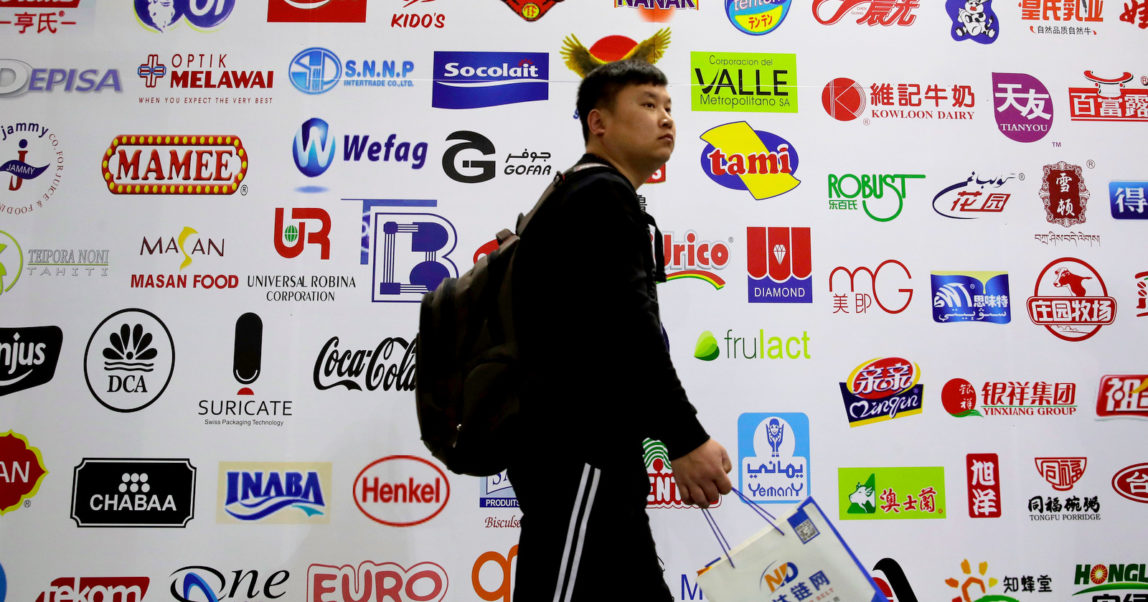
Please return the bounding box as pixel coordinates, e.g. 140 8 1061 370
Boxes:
700 123 799 200
694 329 811 361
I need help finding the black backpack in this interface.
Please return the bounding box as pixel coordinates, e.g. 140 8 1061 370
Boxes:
415 163 610 476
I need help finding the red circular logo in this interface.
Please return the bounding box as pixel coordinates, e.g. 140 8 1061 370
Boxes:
942 378 978 417
822 78 866 121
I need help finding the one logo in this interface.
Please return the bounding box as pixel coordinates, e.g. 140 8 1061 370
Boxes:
943 378 1079 418
725 0 792 35
826 173 926 222
354 455 450 527
828 260 913 315
442 131 496 183
293 118 335 178
561 28 670 79
932 172 1016 219
34 578 150 602
1026 257 1116 342
1035 457 1086 491
1096 374 1148 419
0 326 63 396
813 0 921 26
472 546 516 602
168 567 290 602
930 272 1011 323
70 458 195 527
101 135 248 195
306 562 448 602
0 231 22 293
1112 463 1148 503
822 78 866 121
313 335 416 392
871 558 920 602
289 48 341 94
839 357 924 427
0 121 63 215
1110 181 1148 219
499 0 562 21
945 559 1018 602
690 52 797 113
838 466 945 519
1068 71 1148 123
946 0 998 43
0 430 47 514
431 51 548 110
0 59 120 97
479 470 518 509
350 200 458 303
967 454 1001 519
268 0 367 22
233 312 262 391
738 413 810 504
275 208 331 259
1039 161 1089 227
746 226 811 303
700 123 800 201
83 308 176 412
693 328 811 361
991 72 1053 143
218 462 331 523
135 0 234 32
392 0 446 28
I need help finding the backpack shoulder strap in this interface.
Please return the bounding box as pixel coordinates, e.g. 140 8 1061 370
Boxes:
515 162 613 236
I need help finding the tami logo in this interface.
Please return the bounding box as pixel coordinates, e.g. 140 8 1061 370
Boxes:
694 329 811 361
700 122 800 201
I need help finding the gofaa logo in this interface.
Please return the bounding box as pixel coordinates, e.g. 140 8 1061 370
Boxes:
83 308 176 413
992 72 1053 143
432 51 547 110
101 135 248 195
933 172 1017 219
838 357 923 427
307 562 448 602
1069 71 1148 123
289 48 415 95
1111 181 1148 219
838 466 945 520
931 272 1011 323
1026 257 1116 342
218 462 330 523
826 173 925 222
738 413 809 504
168 567 289 602
70 458 196 527
746 226 811 303
725 0 792 35
34 577 150 602
946 0 999 43
268 0 367 22
812 0 920 26
1096 375 1148 419
828 260 913 315
0 430 47 515
354 456 450 527
135 0 234 32
0 59 120 97
346 199 458 304
700 123 799 201
441 131 553 184
0 326 63 397
690 52 797 113
1039 161 1089 227
0 120 63 216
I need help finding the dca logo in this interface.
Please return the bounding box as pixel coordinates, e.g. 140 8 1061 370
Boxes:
83 309 175 413
746 226 811 303
345 198 459 304
700 122 799 201
134 0 234 32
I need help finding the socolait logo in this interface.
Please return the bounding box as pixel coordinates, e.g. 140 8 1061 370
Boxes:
992 72 1053 143
725 0 793 35
691 52 796 113
1072 563 1148 599
268 0 367 22
660 230 730 289
0 430 47 514
1111 181 1148 219
826 173 925 221
828 260 914 315
70 458 195 527
930 271 1011 324
168 567 289 602
218 462 330 523
838 466 945 520
746 226 811 303
0 120 63 216
738 413 809 504
1112 464 1148 504
0 326 62 396
946 0 999 43
1026 257 1116 342
1069 70 1148 123
499 0 563 21
838 357 923 427
700 123 799 201
431 51 547 110
945 559 1017 602
932 171 1017 219
0 59 119 97
313 335 416 392
135 0 234 32
34 577 149 602
813 0 920 25
0 231 22 294
1040 161 1089 227
1096 374 1148 419
966 453 1001 519
83 308 176 413
354 455 449 527
101 135 248 195
307 562 448 602
694 328 811 361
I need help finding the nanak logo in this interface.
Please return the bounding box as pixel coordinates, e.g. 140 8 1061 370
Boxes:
813 0 920 25
268 0 367 22
0 120 63 215
307 562 448 602
101 135 248 195
1112 463 1148 503
0 430 47 514
34 577 149 602
746 226 811 303
0 326 62 396
828 260 913 315
313 336 416 392
70 458 195 527
737 413 810 504
725 0 792 35
354 455 449 527
691 52 796 113
1069 71 1148 123
432 51 547 110
932 171 1017 219
500 0 563 21
0 59 120 97
1035 457 1086 491
1096 375 1148 419
83 309 175 412
136 0 234 32
168 567 289 602
275 208 331 259
1039 161 1089 227
700 123 800 201
1026 257 1116 342
930 271 1011 324
992 72 1053 143
218 462 331 523
839 357 924 427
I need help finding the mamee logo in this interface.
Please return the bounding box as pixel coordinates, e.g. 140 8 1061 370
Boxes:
354 455 449 527
0 326 62 397
101 135 248 195
136 0 234 32
268 0 366 22
0 59 120 97
307 562 448 602
746 226 811 303
432 51 548 110
700 122 799 200
1026 257 1116 342
217 462 331 524
1096 375 1148 419
838 357 923 427
0 430 47 515
70 458 195 527
34 577 149 602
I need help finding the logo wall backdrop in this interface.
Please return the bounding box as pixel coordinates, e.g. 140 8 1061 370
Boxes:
1 2 1144 601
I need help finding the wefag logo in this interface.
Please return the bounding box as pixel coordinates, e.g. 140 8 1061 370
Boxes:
307 562 448 602
293 118 335 178
690 52 797 113
354 455 449 527
1035 457 1086 491
746 226 811 303
135 0 234 32
828 260 913 315
700 123 800 200
275 208 331 260
0 326 63 397
0 430 47 514
34 577 149 602
70 458 196 527
1096 375 1148 419
725 0 793 35
932 171 1016 219
101 135 247 194
218 462 331 523
432 51 547 109
930 271 1011 324
838 357 923 427
992 72 1053 143
1026 257 1116 342
813 0 920 25
1112 464 1148 503
1069 71 1148 123
268 0 367 22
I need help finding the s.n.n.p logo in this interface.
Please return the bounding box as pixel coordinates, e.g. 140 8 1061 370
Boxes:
700 122 799 200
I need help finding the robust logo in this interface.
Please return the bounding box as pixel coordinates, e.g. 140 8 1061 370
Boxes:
826 173 925 221
135 0 234 32
828 260 913 315
1110 181 1148 219
1069 71 1148 123
354 455 449 527
1039 161 1089 227
738 413 809 504
101 135 247 195
268 0 367 22
0 430 47 514
0 59 119 97
307 562 448 602
1112 464 1148 503
838 357 924 427
1026 257 1116 342
0 231 21 293
701 123 799 201
70 458 195 527
289 48 341 94
1096 375 1148 419
838 466 945 520
813 0 920 25
932 171 1016 219
992 73 1053 143
432 51 547 110
946 0 998 43
168 567 289 602
275 208 330 260
942 378 1078 418
930 271 1011 323
1035 457 1086 491
0 120 63 215
218 462 330 523
967 453 1002 518
746 226 811 303
34 578 149 602
690 52 796 113
694 329 811 361
83 308 175 412
292 119 427 182
725 0 792 35
313 336 416 392
0 326 62 396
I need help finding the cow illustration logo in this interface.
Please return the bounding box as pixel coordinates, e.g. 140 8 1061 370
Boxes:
947 0 999 43
1026 257 1116 342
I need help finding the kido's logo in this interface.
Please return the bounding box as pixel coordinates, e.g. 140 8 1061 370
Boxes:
134 0 234 32
725 0 793 35
700 122 799 201
746 226 811 303
354 456 449 527
432 51 548 110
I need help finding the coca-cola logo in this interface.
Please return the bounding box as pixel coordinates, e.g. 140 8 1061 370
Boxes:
0 430 47 514
353 456 449 527
1112 463 1148 503
312 336 416 392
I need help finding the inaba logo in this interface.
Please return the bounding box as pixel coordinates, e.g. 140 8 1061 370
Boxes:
431 51 548 110
219 463 330 523
700 122 799 200
135 0 234 32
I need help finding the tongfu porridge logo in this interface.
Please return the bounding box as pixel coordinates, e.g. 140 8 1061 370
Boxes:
83 309 175 412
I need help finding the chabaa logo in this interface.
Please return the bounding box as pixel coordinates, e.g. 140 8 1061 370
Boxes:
135 0 234 32
746 226 811 303
700 122 799 200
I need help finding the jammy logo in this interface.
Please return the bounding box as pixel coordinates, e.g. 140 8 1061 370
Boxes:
0 430 47 515
83 309 176 413
945 559 1018 602
700 123 800 201
34 578 150 602
690 52 797 114
0 231 22 294
967 453 1002 519
838 467 945 520
562 29 669 79
0 120 63 215
268 0 367 22
1040 162 1089 227
1069 71 1148 123
101 135 248 195
838 357 924 427
500 0 564 21
992 73 1053 143
432 51 547 110
218 462 331 523
344 198 458 304
307 562 448 602
930 272 1011 324
1026 257 1116 342
1110 181 1148 219
0 326 63 397
275 208 331 259
828 260 914 315
932 172 1017 219
725 0 793 35
1095 375 1148 419
737 413 809 504
135 0 234 32
70 458 196 527
946 0 999 43
746 226 811 303
812 0 921 25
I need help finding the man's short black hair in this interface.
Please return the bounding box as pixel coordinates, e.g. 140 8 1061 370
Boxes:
577 59 668 143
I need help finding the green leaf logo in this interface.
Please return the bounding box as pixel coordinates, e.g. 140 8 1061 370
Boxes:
694 330 719 361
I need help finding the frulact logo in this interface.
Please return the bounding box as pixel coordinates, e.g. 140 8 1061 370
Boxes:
992 72 1053 143
725 0 792 35
694 329 811 361
838 357 923 427
135 0 234 32
930 271 1011 324
737 413 809 504
932 172 1017 219
946 0 999 43
1095 375 1148 419
307 562 448 602
700 122 799 200
218 462 331 523
746 226 811 303
354 455 450 527
432 51 547 110
0 430 47 515
1026 257 1116 342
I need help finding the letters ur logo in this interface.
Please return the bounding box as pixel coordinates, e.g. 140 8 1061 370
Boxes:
0 430 47 515
700 122 800 200
747 227 811 304
135 0 234 32
1026 257 1116 342
346 199 458 304
83 309 176 412
275 208 330 259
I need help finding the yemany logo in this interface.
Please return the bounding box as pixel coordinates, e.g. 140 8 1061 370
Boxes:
432 51 548 110
307 562 448 602
354 455 449 527
660 231 730 289
101 135 247 195
218 462 331 523
1096 375 1148 419
0 430 47 515
700 122 799 200
746 226 812 303
34 577 149 602
268 0 367 22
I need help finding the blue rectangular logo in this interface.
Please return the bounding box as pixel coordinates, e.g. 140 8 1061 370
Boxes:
1110 181 1148 219
432 51 548 109
930 272 1011 323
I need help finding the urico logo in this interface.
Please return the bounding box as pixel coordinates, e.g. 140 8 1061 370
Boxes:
725 0 793 35
561 28 670 79
660 230 730 289
1112 463 1148 503
1039 161 1089 227
871 558 919 602
500 0 563 21
1026 257 1116 342
392 0 446 28
0 326 63 397
0 430 47 514
268 0 367 22
308 562 448 602
1096 375 1148 419
135 0 234 32
354 455 449 527
746 226 811 303
700 122 799 201
1035 457 1086 491
275 208 331 260
838 357 923 427
217 462 331 523
829 260 913 315
472 546 517 602
101 135 248 195
34 577 149 602
813 0 920 26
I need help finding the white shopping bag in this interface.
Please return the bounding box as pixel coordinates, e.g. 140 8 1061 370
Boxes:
696 494 889 602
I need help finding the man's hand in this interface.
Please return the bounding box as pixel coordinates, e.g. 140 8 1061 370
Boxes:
671 438 732 508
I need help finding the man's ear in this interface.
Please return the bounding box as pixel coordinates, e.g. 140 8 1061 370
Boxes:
586 106 608 138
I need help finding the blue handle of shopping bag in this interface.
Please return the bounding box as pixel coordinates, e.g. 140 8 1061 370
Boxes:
700 487 786 570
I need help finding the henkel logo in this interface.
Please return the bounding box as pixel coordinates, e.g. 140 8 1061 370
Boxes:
1112 463 1148 503
1110 181 1148 219
169 567 290 602
1096 375 1148 419
813 0 920 25
1069 71 1148 122
307 562 448 602
737 413 810 504
392 0 446 29
275 208 330 259
268 0 367 22
838 357 924 427
1026 257 1116 342
83 308 176 412
992 73 1053 143
946 0 999 43
34 577 149 602
0 59 120 97
101 135 248 195
822 78 866 121
561 29 670 79
0 326 62 396
660 230 730 289
354 455 449 527
700 123 800 200
70 458 196 527
932 171 1017 219
0 120 63 216
135 0 234 32
432 51 547 110
967 454 1002 519
0 430 47 514
871 558 919 602
472 546 516 602
1039 161 1089 227
499 0 563 21
345 199 459 304
930 271 1011 324
725 0 793 35
828 260 913 315
1035 457 1086 491
746 226 811 303
218 462 331 523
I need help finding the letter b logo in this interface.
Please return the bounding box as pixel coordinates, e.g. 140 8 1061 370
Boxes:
369 212 458 303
